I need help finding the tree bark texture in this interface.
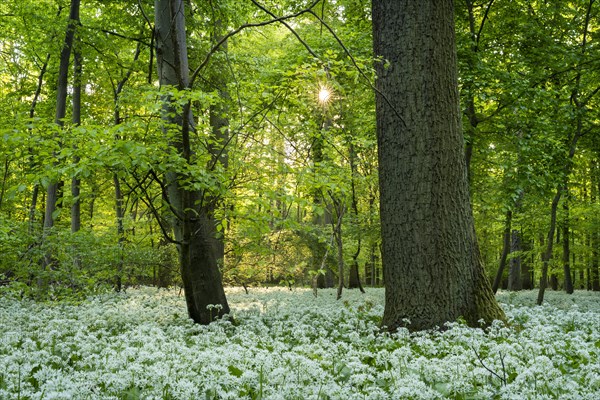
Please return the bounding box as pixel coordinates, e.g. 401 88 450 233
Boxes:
373 0 505 331
155 0 230 323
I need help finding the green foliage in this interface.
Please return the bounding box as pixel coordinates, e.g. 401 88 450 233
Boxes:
0 0 598 298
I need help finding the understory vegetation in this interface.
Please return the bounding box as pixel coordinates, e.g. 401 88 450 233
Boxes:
1 287 598 399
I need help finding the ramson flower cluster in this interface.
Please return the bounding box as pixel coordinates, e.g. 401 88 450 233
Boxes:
0 287 598 399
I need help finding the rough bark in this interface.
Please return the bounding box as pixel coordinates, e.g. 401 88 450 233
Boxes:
373 0 505 331
155 0 230 323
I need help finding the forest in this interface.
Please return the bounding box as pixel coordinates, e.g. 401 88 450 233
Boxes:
0 0 599 398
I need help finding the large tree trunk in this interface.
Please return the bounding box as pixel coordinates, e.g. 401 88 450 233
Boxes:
373 0 505 331
155 0 229 323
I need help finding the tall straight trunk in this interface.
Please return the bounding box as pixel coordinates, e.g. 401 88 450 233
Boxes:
366 192 377 287
207 20 230 267
312 114 334 289
70 45 82 270
538 0 592 304
347 139 364 292
111 44 141 291
113 175 125 291
155 0 229 323
331 198 345 300
463 0 485 181
42 0 80 270
593 156 600 291
28 20 54 235
520 240 533 290
373 0 505 331
562 192 573 294
492 210 512 293
508 229 522 291
537 138 581 304
0 159 9 211
28 185 40 235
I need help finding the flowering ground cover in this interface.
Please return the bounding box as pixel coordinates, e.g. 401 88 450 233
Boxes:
0 287 599 399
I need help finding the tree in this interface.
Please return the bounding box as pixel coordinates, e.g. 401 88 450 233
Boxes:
372 0 506 331
41 0 80 273
154 0 230 323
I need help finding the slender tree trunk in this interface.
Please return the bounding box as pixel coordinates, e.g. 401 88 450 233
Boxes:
332 198 345 300
111 44 141 291
492 210 512 293
312 113 334 289
41 0 80 273
520 242 533 290
207 20 230 268
562 191 573 294
537 139 580 304
27 50 52 236
348 139 365 292
155 0 229 323
28 185 40 235
507 229 522 291
373 0 505 331
538 0 592 302
0 159 9 211
593 156 600 291
71 46 82 271
113 175 125 291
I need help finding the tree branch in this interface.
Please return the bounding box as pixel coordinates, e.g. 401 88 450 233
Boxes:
190 0 322 87
251 0 319 59
307 10 406 127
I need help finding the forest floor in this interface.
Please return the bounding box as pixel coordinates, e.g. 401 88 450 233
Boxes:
0 286 599 399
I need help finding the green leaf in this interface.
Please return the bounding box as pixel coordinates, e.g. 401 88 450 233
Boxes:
228 365 243 378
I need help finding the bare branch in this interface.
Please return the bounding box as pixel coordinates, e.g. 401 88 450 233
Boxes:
251 0 319 59
307 10 406 127
190 0 322 87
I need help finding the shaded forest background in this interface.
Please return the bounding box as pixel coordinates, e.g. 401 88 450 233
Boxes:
0 0 599 299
